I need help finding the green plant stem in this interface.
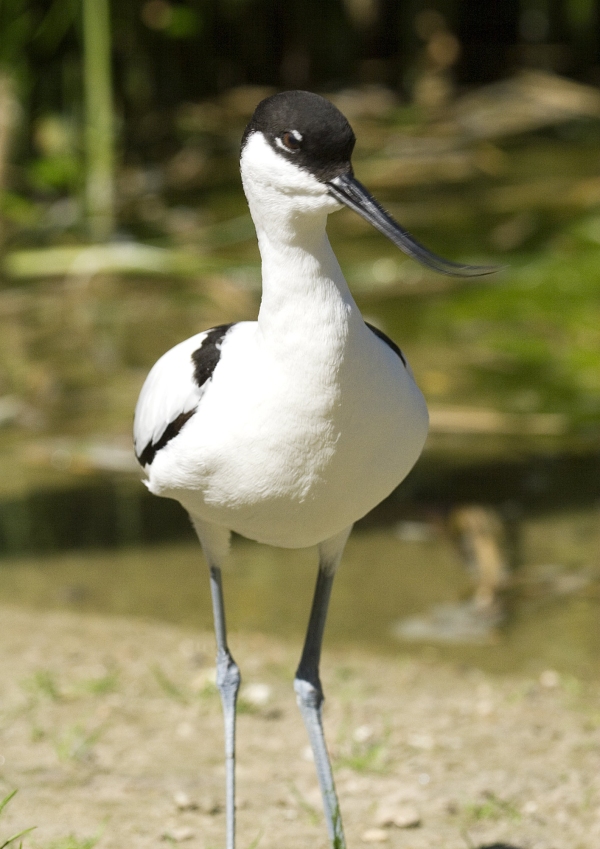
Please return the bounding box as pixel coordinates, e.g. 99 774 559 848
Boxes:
82 0 115 242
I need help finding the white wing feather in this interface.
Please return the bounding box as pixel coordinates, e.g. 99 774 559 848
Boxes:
133 330 211 462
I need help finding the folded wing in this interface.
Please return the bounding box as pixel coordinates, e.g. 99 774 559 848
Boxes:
134 323 236 468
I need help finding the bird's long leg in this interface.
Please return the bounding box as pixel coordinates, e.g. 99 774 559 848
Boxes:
193 520 240 849
295 525 352 849
210 565 241 849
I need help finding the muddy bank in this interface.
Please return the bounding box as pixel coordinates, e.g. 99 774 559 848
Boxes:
0 605 599 848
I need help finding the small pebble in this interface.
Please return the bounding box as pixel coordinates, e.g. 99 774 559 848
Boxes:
162 826 195 842
176 721 194 739
540 669 560 689
199 796 222 815
173 790 198 811
407 732 434 750
242 682 272 707
475 698 494 717
353 724 374 743
376 804 421 829
361 828 389 843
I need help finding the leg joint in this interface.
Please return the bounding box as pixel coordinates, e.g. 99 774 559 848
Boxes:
294 675 324 711
216 648 241 702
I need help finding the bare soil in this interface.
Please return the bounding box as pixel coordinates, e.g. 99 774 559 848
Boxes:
0 605 599 849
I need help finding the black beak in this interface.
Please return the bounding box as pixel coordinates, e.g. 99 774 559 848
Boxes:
327 173 497 277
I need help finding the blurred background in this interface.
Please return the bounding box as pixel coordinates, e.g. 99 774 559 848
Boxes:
0 0 599 677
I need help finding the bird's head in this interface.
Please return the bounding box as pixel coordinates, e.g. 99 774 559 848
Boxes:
241 90 495 275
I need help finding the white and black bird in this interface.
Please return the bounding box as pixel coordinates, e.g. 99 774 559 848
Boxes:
133 90 492 849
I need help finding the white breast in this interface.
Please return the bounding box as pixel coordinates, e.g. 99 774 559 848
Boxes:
142 319 428 548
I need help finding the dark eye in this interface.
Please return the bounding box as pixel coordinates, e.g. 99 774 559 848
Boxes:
281 130 302 151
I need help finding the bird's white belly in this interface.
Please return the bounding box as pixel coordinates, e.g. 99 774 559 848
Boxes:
147 337 428 548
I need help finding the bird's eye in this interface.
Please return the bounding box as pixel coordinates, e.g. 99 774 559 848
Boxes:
280 130 302 151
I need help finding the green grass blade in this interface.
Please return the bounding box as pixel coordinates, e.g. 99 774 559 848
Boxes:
0 791 18 817
0 826 36 849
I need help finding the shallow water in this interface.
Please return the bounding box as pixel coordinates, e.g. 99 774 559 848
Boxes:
0 459 598 678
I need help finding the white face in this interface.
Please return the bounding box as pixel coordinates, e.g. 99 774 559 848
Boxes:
240 131 342 227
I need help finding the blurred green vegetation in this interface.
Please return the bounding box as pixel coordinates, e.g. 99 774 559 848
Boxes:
0 2 597 532
0 0 599 214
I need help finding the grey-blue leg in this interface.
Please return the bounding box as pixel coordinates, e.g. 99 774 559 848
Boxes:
295 526 352 849
209 564 241 849
193 520 240 849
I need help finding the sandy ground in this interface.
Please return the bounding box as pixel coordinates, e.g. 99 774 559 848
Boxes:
0 605 599 849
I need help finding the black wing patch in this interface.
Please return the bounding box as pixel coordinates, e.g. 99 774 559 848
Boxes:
192 323 235 388
136 323 236 468
365 322 406 367
137 409 196 467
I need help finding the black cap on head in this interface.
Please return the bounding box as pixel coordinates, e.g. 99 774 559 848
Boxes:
242 90 355 182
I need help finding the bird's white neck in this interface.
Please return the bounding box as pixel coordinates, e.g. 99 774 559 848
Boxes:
254 215 358 363
240 132 361 364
